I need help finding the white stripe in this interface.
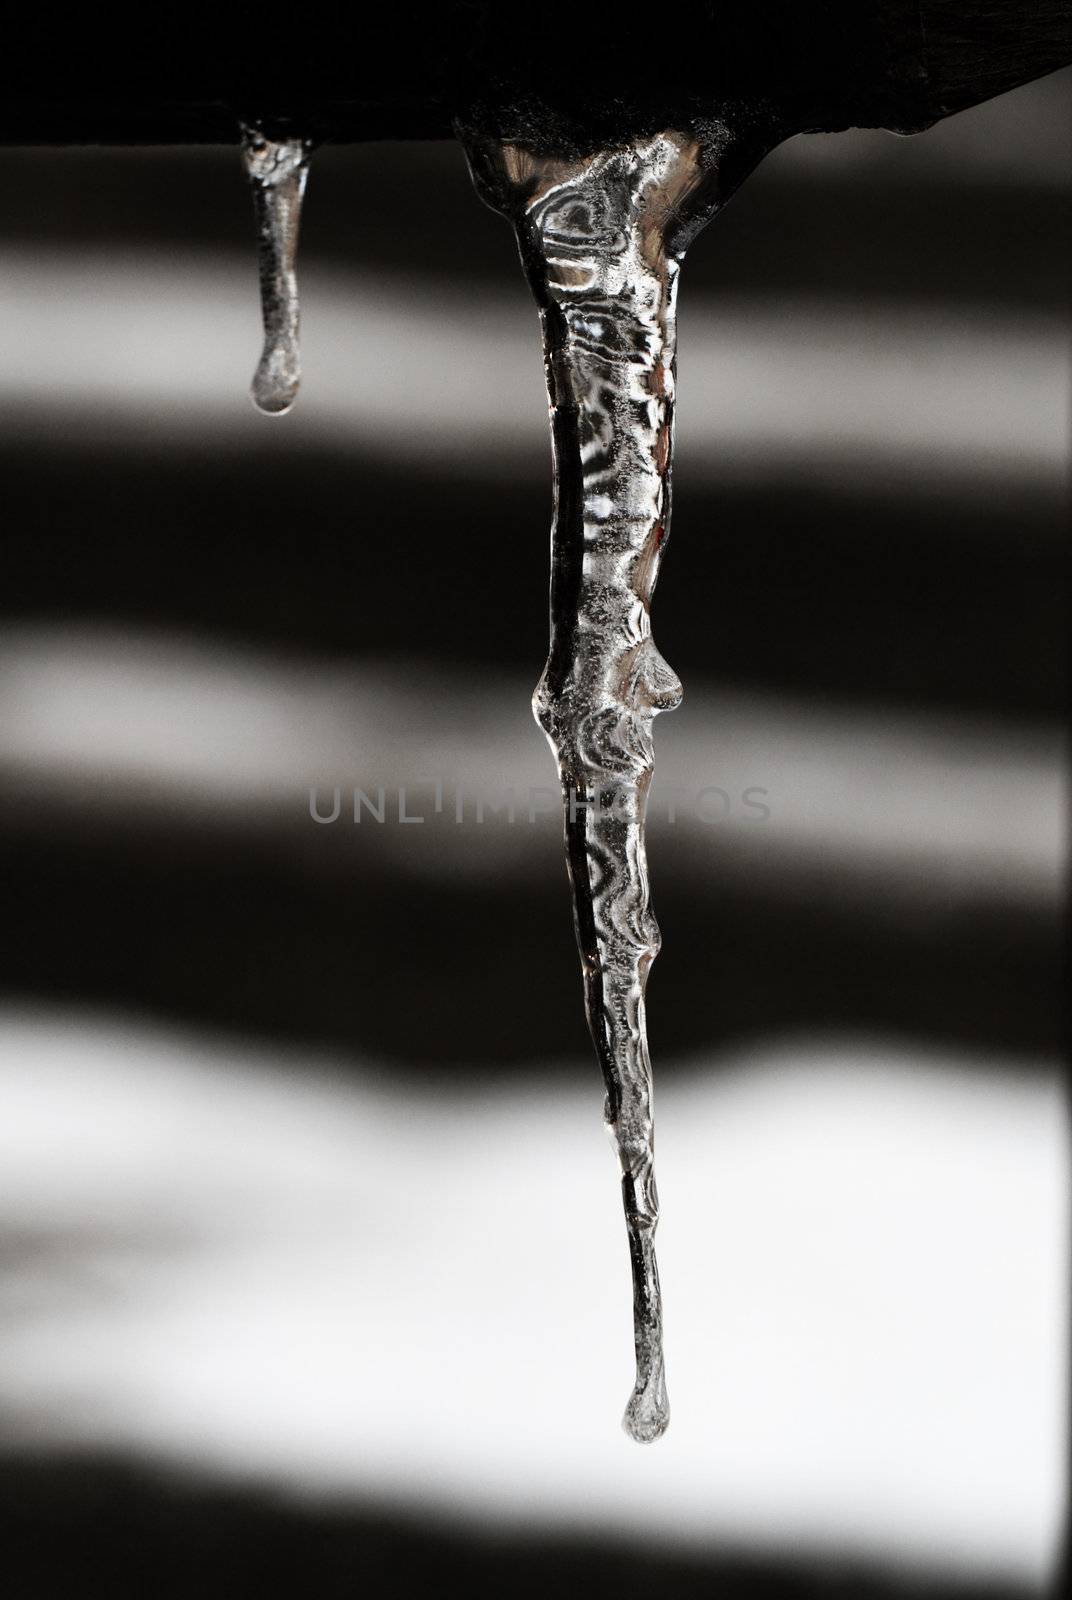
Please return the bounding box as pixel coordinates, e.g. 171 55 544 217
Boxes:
0 250 1066 483
0 1009 1065 1583
0 626 1063 902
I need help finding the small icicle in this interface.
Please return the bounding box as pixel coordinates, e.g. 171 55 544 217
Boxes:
241 127 313 415
461 126 738 1441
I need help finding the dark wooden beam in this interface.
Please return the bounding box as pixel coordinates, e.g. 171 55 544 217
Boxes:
0 4 1068 147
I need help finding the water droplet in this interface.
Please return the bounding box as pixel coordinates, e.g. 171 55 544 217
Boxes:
241 127 313 415
462 126 732 1440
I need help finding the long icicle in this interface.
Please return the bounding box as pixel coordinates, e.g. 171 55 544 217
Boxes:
241 127 313 415
462 128 732 1441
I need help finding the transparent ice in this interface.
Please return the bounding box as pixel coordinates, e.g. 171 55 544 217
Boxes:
462 127 731 1440
241 127 313 415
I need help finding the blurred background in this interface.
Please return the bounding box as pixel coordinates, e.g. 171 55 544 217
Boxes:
0 68 1068 1599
